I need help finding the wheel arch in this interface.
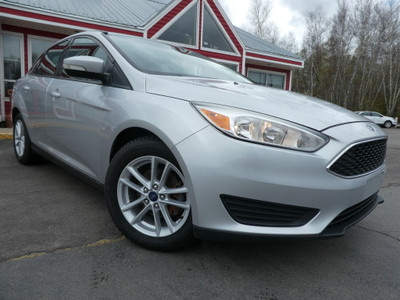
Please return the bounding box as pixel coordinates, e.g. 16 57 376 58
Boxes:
12 107 21 122
107 125 196 209
109 127 172 163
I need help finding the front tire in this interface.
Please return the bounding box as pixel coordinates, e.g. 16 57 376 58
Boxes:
383 121 392 128
13 113 40 165
105 137 193 251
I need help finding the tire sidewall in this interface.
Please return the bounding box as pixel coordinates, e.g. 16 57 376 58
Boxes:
13 114 33 164
105 138 193 251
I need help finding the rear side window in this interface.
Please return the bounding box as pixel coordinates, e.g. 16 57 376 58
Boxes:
33 40 70 76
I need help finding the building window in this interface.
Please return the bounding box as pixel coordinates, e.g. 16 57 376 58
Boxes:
158 4 198 46
220 62 238 72
202 6 234 53
248 70 285 89
29 37 57 69
2 34 23 99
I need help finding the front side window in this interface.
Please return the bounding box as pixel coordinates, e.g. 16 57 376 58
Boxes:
64 37 108 61
62 37 108 83
2 34 22 98
107 34 250 83
34 40 70 76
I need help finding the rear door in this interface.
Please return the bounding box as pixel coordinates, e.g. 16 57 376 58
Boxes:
45 37 110 180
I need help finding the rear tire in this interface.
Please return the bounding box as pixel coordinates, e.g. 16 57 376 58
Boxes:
13 113 41 165
105 137 193 251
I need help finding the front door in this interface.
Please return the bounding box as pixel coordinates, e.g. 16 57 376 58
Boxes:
45 37 110 181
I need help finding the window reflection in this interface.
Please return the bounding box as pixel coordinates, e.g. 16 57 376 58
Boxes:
31 39 54 66
109 34 250 83
35 40 69 76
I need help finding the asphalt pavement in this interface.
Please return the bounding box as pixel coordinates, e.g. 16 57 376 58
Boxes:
0 129 399 299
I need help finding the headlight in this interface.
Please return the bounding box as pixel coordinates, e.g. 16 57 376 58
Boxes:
194 103 328 152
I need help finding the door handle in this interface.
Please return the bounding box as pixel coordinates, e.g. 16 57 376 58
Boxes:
51 91 61 98
23 86 30 92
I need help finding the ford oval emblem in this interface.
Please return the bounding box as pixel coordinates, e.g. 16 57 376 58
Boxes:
366 124 376 132
148 191 159 202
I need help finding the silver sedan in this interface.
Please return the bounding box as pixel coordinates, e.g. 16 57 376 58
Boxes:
12 31 387 251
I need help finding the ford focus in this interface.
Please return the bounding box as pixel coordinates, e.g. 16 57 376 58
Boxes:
12 31 387 251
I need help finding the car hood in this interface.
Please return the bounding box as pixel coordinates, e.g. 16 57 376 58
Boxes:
145 76 367 131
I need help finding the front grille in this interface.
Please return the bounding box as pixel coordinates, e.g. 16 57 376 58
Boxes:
221 195 319 227
329 139 387 177
321 193 380 236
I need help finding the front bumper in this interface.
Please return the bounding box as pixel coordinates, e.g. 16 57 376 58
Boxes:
173 121 386 239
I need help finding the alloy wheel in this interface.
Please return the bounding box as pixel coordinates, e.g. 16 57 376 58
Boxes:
117 156 190 238
14 119 25 157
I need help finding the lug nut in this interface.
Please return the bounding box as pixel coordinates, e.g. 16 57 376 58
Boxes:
153 184 159 190
154 203 159 208
144 199 149 205
160 195 165 200
143 187 149 193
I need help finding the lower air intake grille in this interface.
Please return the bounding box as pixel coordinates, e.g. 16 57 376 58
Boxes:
328 193 377 227
321 193 380 236
221 195 319 227
329 139 387 177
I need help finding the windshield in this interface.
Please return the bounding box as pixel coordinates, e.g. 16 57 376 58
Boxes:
107 33 251 83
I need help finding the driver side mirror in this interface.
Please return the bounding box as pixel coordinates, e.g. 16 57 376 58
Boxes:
63 56 109 84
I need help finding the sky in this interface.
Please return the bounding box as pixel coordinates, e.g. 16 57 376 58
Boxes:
218 0 338 46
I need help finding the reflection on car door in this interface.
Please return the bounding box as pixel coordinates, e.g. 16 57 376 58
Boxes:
25 40 70 145
45 37 110 180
